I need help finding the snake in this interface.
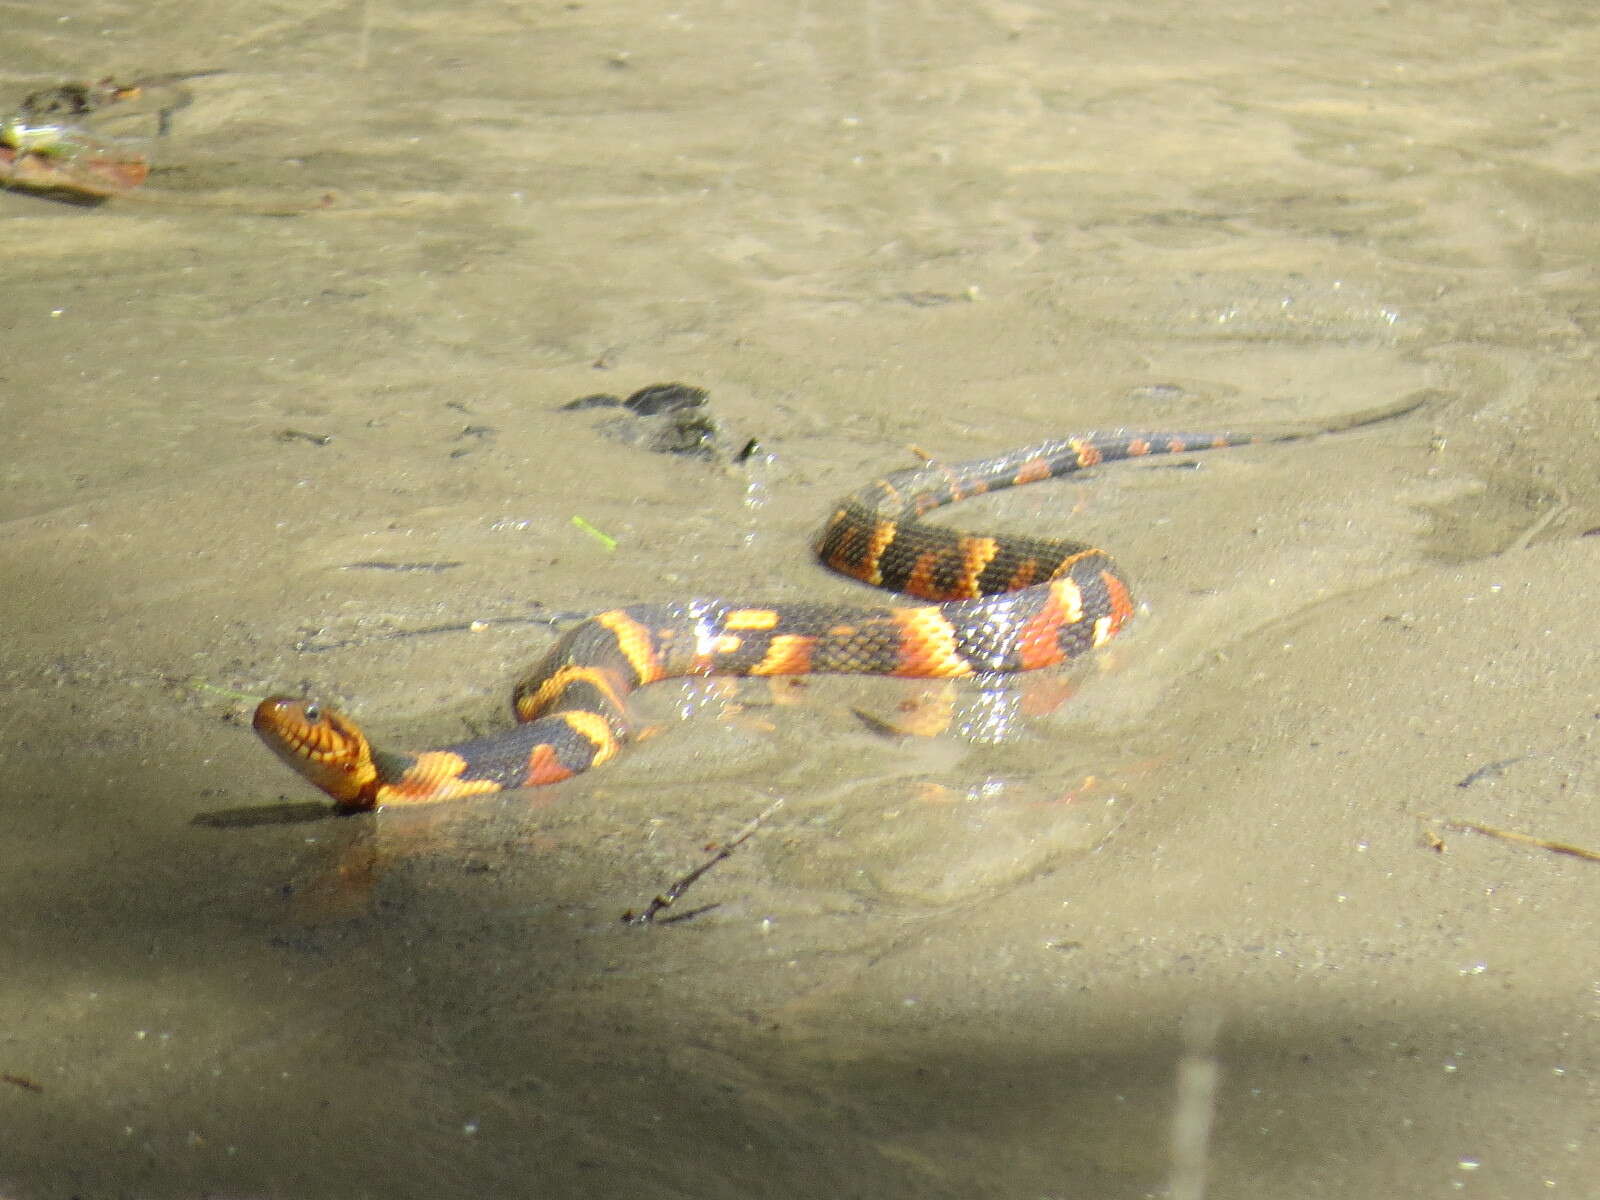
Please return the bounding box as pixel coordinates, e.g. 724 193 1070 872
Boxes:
253 394 1427 809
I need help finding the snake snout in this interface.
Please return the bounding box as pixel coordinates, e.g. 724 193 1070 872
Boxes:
253 696 377 806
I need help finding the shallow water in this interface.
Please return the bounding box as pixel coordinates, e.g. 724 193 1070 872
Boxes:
3 2 1598 1197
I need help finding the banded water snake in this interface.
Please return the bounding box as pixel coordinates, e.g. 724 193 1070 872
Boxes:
254 393 1427 809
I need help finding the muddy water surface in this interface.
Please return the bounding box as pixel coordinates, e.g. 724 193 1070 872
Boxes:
2 2 1598 1197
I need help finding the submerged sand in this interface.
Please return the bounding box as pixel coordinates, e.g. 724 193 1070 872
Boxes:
2 2 1597 1196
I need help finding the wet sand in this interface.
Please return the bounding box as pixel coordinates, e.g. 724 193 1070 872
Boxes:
2 2 1597 1196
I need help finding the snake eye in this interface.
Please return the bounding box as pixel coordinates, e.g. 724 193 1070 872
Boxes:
303 703 321 722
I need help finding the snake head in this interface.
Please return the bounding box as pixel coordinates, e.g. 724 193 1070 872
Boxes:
253 696 380 809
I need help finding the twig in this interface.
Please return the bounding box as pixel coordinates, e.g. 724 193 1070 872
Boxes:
1438 820 1600 864
571 515 618 551
622 798 784 925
